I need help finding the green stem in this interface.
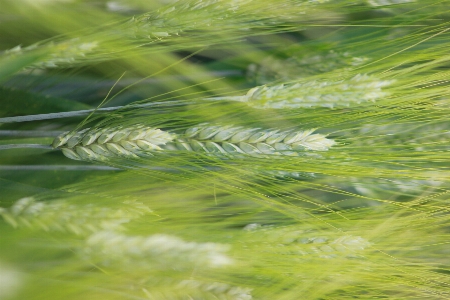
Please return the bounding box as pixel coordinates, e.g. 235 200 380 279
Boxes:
0 96 245 124
0 130 63 137
0 165 120 171
0 101 187 123
0 144 53 150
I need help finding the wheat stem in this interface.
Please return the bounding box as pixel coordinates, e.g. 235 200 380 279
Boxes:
0 144 53 150
0 101 187 123
0 165 121 171
0 130 64 137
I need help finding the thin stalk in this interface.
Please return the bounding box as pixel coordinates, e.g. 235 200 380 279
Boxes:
0 144 53 150
0 130 64 137
0 165 121 171
0 101 188 123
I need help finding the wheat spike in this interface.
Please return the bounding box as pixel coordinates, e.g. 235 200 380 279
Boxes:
142 280 252 300
82 231 232 269
0 197 152 235
53 123 335 161
349 176 444 200
244 224 371 259
4 39 99 69
247 51 368 84
296 235 371 258
367 0 415 7
52 124 176 161
176 280 252 300
241 74 394 109
3 0 330 69
169 123 335 156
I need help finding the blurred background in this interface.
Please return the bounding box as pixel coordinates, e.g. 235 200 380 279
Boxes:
2 0 450 299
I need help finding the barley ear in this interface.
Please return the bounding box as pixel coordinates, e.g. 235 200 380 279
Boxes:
52 125 176 161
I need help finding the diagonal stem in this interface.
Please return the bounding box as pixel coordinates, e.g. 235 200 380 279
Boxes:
0 144 54 150
0 100 189 123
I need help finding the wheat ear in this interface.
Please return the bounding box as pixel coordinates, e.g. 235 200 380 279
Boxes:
0 197 152 235
141 280 252 300
244 224 371 258
3 0 328 69
52 124 176 161
247 50 368 84
53 124 335 161
169 123 335 155
83 231 232 269
367 0 415 7
175 280 252 300
225 74 394 109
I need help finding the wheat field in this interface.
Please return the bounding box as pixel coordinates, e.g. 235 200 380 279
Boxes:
1 0 450 299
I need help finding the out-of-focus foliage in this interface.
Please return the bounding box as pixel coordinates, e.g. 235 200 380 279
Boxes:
1 0 450 299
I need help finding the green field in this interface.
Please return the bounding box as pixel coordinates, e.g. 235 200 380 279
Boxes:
1 1 450 299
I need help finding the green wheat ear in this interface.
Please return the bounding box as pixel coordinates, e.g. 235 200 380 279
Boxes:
52 123 335 162
367 0 415 7
242 74 395 109
0 197 153 235
82 231 233 269
52 124 176 161
2 0 450 299
2 0 331 69
247 50 368 84
244 224 371 259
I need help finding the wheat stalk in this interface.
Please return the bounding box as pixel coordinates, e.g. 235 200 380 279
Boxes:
52 123 335 161
0 101 180 123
